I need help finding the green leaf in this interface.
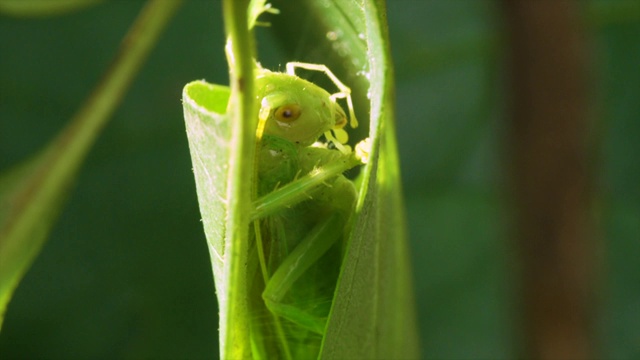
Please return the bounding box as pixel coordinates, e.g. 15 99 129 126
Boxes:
182 81 246 358
182 0 418 358
0 0 103 17
0 0 182 331
317 1 419 358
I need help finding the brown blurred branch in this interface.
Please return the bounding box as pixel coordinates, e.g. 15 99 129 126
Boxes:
502 1 595 359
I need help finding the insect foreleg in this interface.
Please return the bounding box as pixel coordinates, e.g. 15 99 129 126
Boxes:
252 151 360 221
285 62 358 129
285 62 349 95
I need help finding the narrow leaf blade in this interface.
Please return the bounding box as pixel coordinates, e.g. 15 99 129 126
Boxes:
0 0 103 17
0 0 182 331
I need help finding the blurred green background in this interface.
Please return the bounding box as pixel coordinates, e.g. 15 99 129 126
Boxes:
0 0 638 358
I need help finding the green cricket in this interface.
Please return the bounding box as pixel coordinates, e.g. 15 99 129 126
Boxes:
184 1 418 358
248 62 368 359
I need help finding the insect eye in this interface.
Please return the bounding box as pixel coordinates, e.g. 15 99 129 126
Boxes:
274 104 301 123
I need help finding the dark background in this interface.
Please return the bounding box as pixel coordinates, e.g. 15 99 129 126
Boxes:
1 1 638 358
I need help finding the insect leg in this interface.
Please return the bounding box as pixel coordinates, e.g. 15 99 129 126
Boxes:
251 153 361 221
285 62 358 129
262 214 344 334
